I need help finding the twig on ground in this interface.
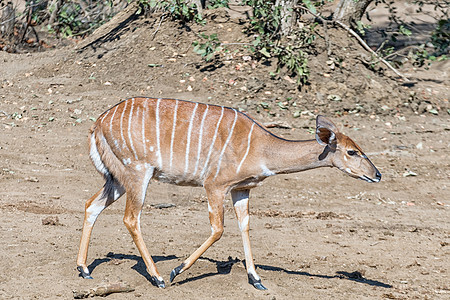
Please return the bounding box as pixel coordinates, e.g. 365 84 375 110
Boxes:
73 281 134 299
220 42 251 46
152 13 166 41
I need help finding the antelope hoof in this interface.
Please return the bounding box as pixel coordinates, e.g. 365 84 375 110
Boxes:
249 274 267 290
151 276 166 288
252 282 268 290
170 263 185 283
77 266 93 279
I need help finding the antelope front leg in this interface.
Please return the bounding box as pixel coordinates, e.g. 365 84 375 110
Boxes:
170 188 225 283
77 181 125 279
231 189 267 290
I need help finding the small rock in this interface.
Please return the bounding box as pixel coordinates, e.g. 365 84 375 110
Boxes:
151 203 176 209
25 177 39 182
403 170 418 177
42 216 62 226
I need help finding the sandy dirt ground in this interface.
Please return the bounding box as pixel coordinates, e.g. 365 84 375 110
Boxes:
0 6 449 300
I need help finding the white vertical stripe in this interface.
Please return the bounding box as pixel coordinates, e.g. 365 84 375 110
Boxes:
128 98 138 160
99 109 110 124
213 109 238 180
236 122 255 174
169 100 179 170
109 106 118 135
109 105 119 150
193 104 209 176
200 106 224 178
155 98 162 169
142 100 147 157
184 103 198 176
120 100 129 150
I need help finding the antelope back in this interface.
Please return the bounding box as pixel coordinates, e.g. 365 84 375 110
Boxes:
90 98 263 187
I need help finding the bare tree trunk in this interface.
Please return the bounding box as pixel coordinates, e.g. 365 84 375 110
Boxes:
333 0 373 27
47 0 62 27
275 0 298 35
188 0 205 17
1 1 15 37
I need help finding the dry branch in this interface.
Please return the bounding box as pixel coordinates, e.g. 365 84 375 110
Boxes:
73 281 134 299
334 20 410 82
296 5 409 82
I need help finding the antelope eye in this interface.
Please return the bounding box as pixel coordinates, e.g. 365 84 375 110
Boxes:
347 150 357 156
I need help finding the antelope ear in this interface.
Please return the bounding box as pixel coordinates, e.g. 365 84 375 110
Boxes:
315 115 338 149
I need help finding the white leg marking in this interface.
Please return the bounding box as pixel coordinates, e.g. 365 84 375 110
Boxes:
155 98 162 169
142 100 148 157
200 106 225 178
232 190 249 231
184 103 198 176
138 163 154 225
247 265 259 280
236 122 255 174
169 100 179 170
120 100 129 150
238 215 249 232
261 164 275 176
193 104 209 176
113 188 123 201
231 190 260 281
128 98 139 160
109 105 119 149
86 202 105 225
213 109 238 180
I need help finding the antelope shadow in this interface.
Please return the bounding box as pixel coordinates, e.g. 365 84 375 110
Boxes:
84 252 178 286
172 256 392 289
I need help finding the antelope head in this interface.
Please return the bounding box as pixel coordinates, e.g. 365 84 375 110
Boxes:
315 115 381 183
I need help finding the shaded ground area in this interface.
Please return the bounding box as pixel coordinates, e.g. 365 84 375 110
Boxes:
0 6 449 300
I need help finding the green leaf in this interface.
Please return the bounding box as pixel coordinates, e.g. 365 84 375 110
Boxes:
428 109 438 115
259 47 271 58
277 102 288 109
399 25 412 36
302 0 316 14
196 49 206 55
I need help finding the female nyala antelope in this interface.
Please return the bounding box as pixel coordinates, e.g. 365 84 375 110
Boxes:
77 97 381 290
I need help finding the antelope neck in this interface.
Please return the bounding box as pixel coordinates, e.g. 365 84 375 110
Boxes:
260 138 332 175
